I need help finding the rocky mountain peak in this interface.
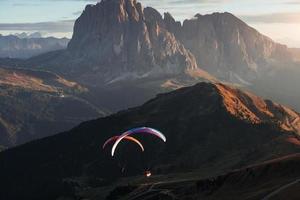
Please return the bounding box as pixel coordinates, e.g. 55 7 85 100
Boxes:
26 0 295 89
175 12 293 84
163 12 181 36
69 0 145 50
144 7 162 23
66 0 200 84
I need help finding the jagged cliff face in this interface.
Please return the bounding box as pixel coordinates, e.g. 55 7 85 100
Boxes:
164 12 292 84
26 0 294 87
67 0 198 83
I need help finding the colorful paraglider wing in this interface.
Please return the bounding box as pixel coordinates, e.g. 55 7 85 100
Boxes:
103 136 119 149
111 127 166 156
130 127 166 142
123 136 144 152
103 135 144 152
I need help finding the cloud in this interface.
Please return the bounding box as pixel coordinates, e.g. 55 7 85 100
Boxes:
284 1 300 4
240 12 300 24
0 20 75 33
276 37 300 48
12 3 42 6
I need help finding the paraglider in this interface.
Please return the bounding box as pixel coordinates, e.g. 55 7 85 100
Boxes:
102 127 166 176
111 127 166 156
103 135 144 152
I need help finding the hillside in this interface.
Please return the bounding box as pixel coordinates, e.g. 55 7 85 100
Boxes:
0 82 299 199
103 154 300 200
0 67 106 147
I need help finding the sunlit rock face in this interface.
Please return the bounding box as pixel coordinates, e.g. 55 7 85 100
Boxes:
26 0 295 88
165 12 292 85
67 0 198 83
64 0 294 85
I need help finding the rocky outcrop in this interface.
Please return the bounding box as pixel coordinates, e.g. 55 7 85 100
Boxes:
26 0 294 87
163 12 293 84
66 0 199 83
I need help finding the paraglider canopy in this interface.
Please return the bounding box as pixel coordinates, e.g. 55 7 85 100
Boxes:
103 135 144 152
111 127 166 156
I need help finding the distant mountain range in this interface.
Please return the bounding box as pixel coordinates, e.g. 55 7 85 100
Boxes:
0 82 299 199
0 34 69 59
14 32 43 39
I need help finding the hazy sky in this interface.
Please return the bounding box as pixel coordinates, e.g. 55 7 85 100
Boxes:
0 0 299 47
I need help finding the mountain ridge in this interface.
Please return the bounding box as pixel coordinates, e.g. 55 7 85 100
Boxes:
3 0 296 87
0 82 300 199
162 11 292 84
